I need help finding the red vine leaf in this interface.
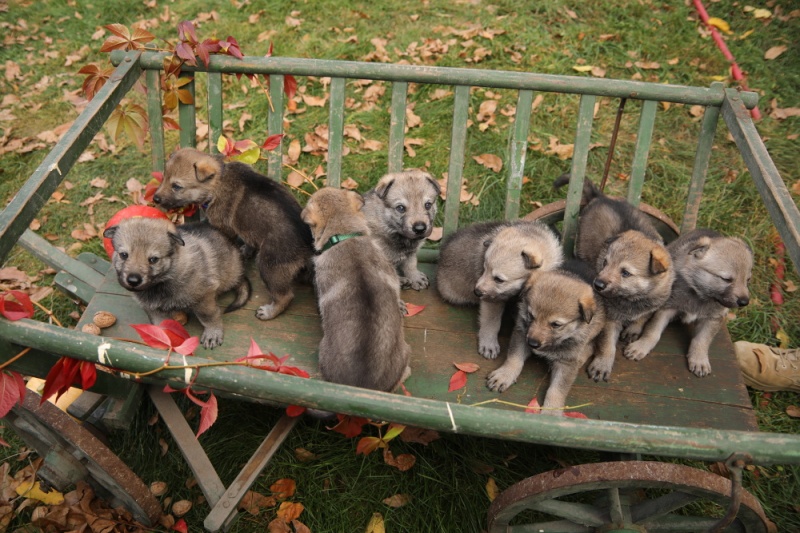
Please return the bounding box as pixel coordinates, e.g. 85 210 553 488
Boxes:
171 519 188 533
106 101 148 150
262 133 284 151
403 303 425 317
448 370 467 391
564 411 589 419
185 388 218 438
41 357 97 404
0 371 26 419
99 24 155 52
284 74 298 100
177 20 198 45
525 398 541 414
219 36 244 59
286 405 306 417
0 290 34 321
78 63 114 101
196 39 222 68
327 414 369 438
454 362 479 373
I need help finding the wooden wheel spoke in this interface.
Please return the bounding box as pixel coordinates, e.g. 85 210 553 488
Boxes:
607 486 631 524
640 513 729 532
530 499 606 527
630 490 700 522
508 520 591 533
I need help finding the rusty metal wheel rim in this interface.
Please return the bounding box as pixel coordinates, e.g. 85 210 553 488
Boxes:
487 461 771 533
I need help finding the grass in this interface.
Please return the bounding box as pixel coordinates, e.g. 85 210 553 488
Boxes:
1 0 799 531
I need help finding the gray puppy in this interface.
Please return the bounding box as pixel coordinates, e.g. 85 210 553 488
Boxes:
104 218 251 349
625 229 753 376
437 220 563 359
301 187 411 392
362 170 441 290
487 269 605 414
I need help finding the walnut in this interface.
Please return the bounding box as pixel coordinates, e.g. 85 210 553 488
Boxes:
92 311 117 329
81 323 101 335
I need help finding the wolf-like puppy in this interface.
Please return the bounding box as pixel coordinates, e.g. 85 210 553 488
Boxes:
437 220 563 359
625 229 753 377
555 176 674 382
104 218 251 349
487 269 605 414
153 148 313 321
301 188 411 392
362 170 441 290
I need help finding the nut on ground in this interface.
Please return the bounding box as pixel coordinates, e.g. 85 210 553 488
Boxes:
93 311 117 329
171 311 189 325
81 323 101 335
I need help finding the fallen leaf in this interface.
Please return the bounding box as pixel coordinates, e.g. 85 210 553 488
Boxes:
382 494 412 508
399 426 441 445
268 518 291 533
545 137 574 160
90 177 108 188
448 369 468 391
752 8 771 19
270 478 296 500
365 512 385 533
172 500 192 517
485 477 499 502
786 406 800 418
707 17 731 34
294 447 318 462
689 105 705 117
383 448 416 471
572 65 594 72
404 303 425 317
764 45 788 60
526 398 542 414
341 177 359 190
454 362 479 373
361 139 383 151
301 94 328 107
784 280 797 293
634 61 660 70
276 501 304 522
564 411 589 419
428 227 443 242
473 153 502 172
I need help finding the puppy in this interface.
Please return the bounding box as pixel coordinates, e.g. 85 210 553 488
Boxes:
625 229 753 376
437 220 563 359
487 269 605 414
301 188 411 392
153 148 313 321
362 170 441 290
104 218 251 349
556 176 674 382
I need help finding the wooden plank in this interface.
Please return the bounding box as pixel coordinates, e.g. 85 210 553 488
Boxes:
626 99 657 207
0 54 142 265
55 271 95 303
207 72 223 155
146 68 166 171
504 89 533 220
17 230 106 289
267 74 284 181
178 76 196 148
77 252 110 276
327 77 346 188
681 95 722 233
388 81 408 174
443 85 470 237
722 89 800 275
562 94 596 257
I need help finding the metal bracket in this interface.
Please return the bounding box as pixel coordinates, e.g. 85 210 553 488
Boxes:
707 452 752 533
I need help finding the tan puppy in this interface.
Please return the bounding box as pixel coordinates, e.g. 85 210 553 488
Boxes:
437 220 563 359
362 170 441 290
104 218 251 349
153 148 313 321
487 269 605 414
301 188 411 392
625 229 753 376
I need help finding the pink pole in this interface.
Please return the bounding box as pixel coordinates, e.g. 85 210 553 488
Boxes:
693 0 761 119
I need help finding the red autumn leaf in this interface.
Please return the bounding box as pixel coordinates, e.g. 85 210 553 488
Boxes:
564 411 589 419
163 54 183 80
219 36 244 59
196 38 222 68
99 24 155 52
454 362 479 373
284 74 298 100
0 291 34 321
270 478 296 500
177 20 198 44
162 116 181 131
185 388 218 438
41 357 97 404
130 323 173 350
448 369 467 391
356 436 383 455
404 303 425 317
0 371 26 418
525 398 542 414
262 133 284 151
175 41 197 66
236 339 309 377
286 405 306 417
400 383 412 396
78 63 114 101
172 519 188 533
770 283 784 306
143 179 160 203
327 414 369 438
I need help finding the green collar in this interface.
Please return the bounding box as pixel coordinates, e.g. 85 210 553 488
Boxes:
322 232 364 252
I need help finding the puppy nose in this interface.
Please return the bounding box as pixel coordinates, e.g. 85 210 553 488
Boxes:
737 296 750 307
126 274 142 287
412 222 427 235
474 287 484 298
527 338 540 349
153 195 162 204
593 279 607 292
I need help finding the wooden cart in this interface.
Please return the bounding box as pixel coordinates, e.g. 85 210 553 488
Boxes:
2 50 799 532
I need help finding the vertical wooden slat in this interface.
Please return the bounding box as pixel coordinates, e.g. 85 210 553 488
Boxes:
562 94 597 257
388 81 408 174
178 76 196 148
626 99 657 207
327 77 346 189
504 89 534 220
681 105 721 233
443 85 470 237
146 69 165 171
207 72 223 155
267 74 284 182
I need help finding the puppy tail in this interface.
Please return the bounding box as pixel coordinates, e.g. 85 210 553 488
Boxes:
553 173 602 204
224 276 252 314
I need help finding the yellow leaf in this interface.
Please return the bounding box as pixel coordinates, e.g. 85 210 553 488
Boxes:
230 145 261 164
486 477 499 502
709 75 729 81
776 328 790 349
753 8 771 19
365 512 385 533
16 481 64 505
217 135 228 154
738 29 755 40
572 65 594 72
707 17 731 34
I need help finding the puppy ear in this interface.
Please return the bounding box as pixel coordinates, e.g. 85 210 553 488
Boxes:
194 160 218 183
426 175 442 196
301 201 317 227
521 249 543 270
649 246 670 275
604 235 619 246
578 292 596 324
374 176 395 200
348 190 365 211
689 236 712 259
168 232 185 247
102 226 118 239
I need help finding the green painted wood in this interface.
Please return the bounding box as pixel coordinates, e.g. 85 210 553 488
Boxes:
113 51 759 109
146 69 166 171
327 77 346 188
267 74 284 182
55 271 95 303
626 99 657 207
207 72 223 155
722 89 800 275
562 94 596 257
0 54 143 265
388 81 408 174
681 89 722 233
443 85 470 237
178 76 196 148
76 252 110 276
17 230 106 289
504 89 534 220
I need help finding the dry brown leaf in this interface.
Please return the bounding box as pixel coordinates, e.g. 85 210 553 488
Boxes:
784 280 797 293
429 88 453 101
477 100 497 122
405 104 422 129
286 171 306 189
302 94 328 107
268 518 291 533
399 426 441 445
292 520 311 533
403 137 424 157
382 494 412 508
270 478 296 500
343 124 362 141
90 177 107 188
591 66 606 77
764 45 788 60
149 481 167 497
172 499 192 517
486 477 499 501
276 501 304 522
361 139 383 151
427 227 443 242
473 153 502 172
286 16 303 27
341 177 359 190
383 448 416 471
689 105 705 117
238 112 252 132
786 405 800 418
28 219 40 231
4 60 21 82
791 180 800 195
294 447 318 462
634 60 660 70
286 139 302 165
545 137 574 160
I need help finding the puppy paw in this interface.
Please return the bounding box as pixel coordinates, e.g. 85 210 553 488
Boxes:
478 337 501 359
256 304 280 321
587 359 613 382
200 328 224 349
399 300 408 316
688 354 712 377
620 324 643 343
400 271 429 291
624 340 651 361
486 367 519 393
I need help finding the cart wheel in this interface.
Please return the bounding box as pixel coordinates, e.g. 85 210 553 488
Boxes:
6 390 161 526
487 461 773 533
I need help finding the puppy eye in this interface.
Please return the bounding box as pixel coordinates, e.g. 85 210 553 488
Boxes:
621 268 631 278
493 276 504 284
119 251 128 260
148 256 159 264
424 201 433 210
171 183 183 192
550 322 562 329
527 312 535 322
395 205 406 213
602 259 608 267
719 275 733 283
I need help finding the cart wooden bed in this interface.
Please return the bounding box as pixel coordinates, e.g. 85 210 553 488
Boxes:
1 49 799 532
